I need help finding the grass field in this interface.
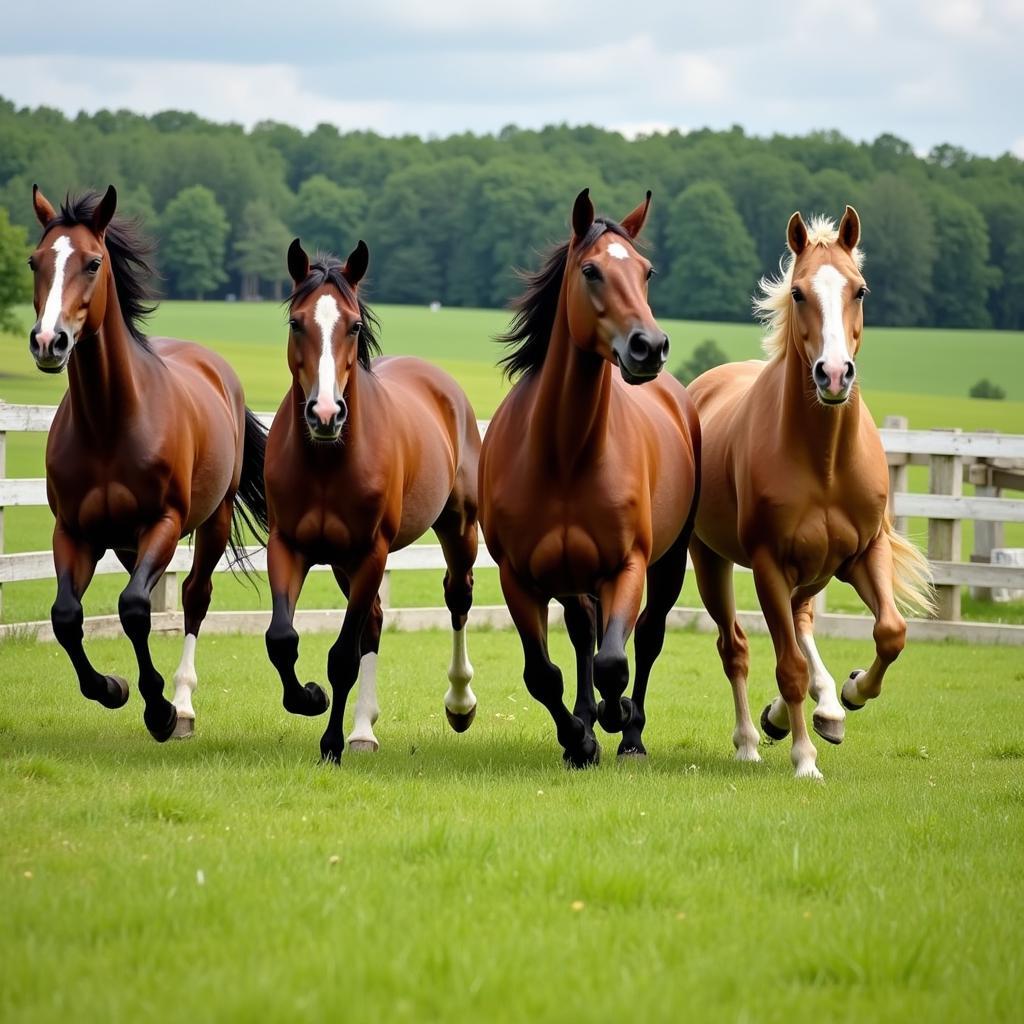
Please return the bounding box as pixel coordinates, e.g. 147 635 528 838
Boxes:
2 629 1023 1023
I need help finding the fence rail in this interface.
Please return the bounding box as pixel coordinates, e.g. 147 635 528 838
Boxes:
1 402 1022 644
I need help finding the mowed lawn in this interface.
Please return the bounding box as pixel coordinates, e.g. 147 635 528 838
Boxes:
2 629 1023 1023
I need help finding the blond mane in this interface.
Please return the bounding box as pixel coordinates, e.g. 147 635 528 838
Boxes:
754 215 865 360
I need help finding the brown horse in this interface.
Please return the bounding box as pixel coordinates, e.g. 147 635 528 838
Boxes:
479 189 701 767
28 186 269 741
688 207 934 779
264 238 481 762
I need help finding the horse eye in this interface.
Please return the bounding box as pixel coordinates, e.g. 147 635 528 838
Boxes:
288 317 302 333
646 267 657 282
855 285 868 300
350 321 363 336
86 258 102 275
581 264 602 283
27 256 36 271
791 286 806 303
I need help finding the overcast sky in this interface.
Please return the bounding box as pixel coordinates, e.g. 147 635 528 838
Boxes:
1 0 1021 157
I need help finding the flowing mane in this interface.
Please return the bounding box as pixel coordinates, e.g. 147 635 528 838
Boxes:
497 218 633 380
286 254 381 371
43 191 158 351
754 214 865 361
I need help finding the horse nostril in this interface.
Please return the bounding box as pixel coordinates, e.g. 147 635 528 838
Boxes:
304 398 318 425
52 331 69 356
336 398 348 425
843 360 856 385
661 335 670 360
813 359 830 389
627 332 652 364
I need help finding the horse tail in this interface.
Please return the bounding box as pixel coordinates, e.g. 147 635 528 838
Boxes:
885 516 936 618
227 407 270 577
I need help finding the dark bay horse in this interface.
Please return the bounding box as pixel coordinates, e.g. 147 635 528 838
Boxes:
688 207 934 779
28 186 268 741
479 189 701 767
264 238 481 762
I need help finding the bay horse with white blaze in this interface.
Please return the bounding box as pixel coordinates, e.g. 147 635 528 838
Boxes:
688 207 934 779
264 238 481 763
28 186 269 741
480 189 701 767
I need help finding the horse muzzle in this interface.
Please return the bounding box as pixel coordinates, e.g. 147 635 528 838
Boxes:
29 324 74 374
612 329 670 385
813 357 856 406
304 395 348 442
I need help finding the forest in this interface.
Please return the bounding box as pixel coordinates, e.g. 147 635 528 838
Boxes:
1 96 1022 329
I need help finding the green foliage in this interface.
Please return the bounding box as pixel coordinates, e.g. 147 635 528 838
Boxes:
160 186 230 300
672 338 729 384
0 206 30 332
232 200 292 300
969 378 1006 400
661 182 759 321
291 174 366 258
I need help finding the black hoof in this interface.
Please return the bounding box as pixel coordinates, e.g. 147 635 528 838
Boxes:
597 696 632 734
320 731 343 765
144 701 178 743
841 671 867 712
97 674 130 709
563 734 601 769
617 741 647 759
284 681 329 717
760 703 790 741
813 711 845 745
445 704 477 733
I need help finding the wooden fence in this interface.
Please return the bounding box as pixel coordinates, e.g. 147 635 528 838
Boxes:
2 402 1023 645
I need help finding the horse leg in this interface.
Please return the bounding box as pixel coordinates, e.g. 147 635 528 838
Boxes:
690 536 759 761
170 498 232 739
321 549 387 764
333 569 384 753
119 514 184 742
265 533 326 717
594 553 646 735
433 500 479 733
840 533 908 711
752 552 820 779
50 524 128 709
499 560 597 767
621 529 689 758
560 595 598 741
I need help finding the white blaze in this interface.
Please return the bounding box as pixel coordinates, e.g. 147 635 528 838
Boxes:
811 264 851 381
39 235 74 336
313 293 341 418
607 242 631 261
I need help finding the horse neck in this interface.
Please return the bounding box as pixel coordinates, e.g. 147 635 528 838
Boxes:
531 293 613 474
779 325 862 479
66 275 143 439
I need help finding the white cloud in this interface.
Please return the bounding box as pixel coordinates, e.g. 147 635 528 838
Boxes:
1012 137 1024 158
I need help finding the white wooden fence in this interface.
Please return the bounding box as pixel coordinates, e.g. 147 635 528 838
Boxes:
1 402 1023 645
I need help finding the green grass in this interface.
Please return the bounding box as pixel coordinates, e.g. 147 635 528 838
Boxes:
2 629 1023 1022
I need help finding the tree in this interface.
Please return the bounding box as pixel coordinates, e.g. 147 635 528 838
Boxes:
159 186 230 299
859 174 936 326
672 339 729 384
0 206 31 332
726 154 810 269
232 200 292 300
969 379 1005 400
660 182 760 321
291 175 367 257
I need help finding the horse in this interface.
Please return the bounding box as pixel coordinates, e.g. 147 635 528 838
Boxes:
479 189 701 767
687 206 935 780
27 185 269 741
263 237 481 763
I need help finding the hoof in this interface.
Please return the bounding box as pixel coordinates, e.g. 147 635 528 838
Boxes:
320 730 343 764
734 746 762 763
347 738 379 753
145 701 178 743
563 735 601 769
760 703 790 741
98 674 130 709
841 671 867 712
445 704 477 734
284 682 329 717
617 743 647 760
812 711 845 745
596 696 632 734
171 715 195 740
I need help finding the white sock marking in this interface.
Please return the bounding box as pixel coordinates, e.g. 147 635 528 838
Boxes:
39 235 74 337
172 633 198 721
445 626 476 715
313 293 341 420
797 629 844 721
606 241 630 261
348 652 381 749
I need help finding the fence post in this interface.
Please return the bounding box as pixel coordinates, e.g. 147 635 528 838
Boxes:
928 428 962 621
150 571 178 614
883 414 909 535
0 427 5 619
378 569 391 611
968 432 1003 602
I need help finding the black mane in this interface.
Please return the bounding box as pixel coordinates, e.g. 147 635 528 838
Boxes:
44 191 158 350
286 254 381 370
497 218 633 380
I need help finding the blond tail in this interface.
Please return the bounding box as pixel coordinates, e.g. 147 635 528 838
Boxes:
885 518 937 618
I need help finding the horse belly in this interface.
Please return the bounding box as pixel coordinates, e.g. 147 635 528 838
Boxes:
527 526 602 595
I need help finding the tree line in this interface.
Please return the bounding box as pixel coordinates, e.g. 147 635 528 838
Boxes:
1 97 1023 330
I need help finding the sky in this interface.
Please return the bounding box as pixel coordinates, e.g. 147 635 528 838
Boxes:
1 0 1022 157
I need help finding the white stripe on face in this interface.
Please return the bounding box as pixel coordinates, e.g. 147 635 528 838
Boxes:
607 241 630 260
39 235 74 336
811 264 851 383
312 293 341 420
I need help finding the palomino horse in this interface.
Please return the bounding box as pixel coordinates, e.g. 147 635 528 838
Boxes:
264 238 481 762
688 207 934 779
480 189 701 767
28 186 269 741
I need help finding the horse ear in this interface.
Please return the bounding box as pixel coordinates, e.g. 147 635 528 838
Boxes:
32 184 56 227
620 190 652 239
838 205 861 252
342 239 369 287
92 185 117 235
787 211 808 256
287 238 310 285
572 188 594 240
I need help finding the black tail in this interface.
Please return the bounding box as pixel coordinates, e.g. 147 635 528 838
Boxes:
227 408 270 579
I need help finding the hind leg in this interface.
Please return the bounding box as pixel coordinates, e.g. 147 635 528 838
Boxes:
840 534 907 711
561 595 599 744
334 569 385 752
433 492 479 733
171 498 233 739
690 536 760 762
